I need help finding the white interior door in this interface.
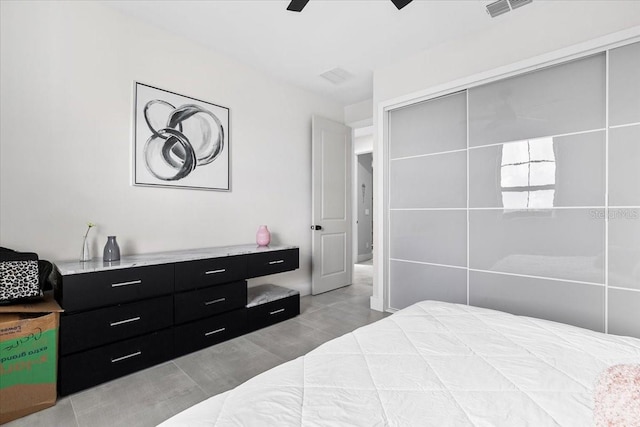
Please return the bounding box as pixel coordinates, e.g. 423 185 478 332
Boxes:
311 116 352 295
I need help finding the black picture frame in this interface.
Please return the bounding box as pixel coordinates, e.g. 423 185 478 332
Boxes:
133 82 230 191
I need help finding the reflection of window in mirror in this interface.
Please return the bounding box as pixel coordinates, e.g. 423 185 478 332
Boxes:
500 137 555 211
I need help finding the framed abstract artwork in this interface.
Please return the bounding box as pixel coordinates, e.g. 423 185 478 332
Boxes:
133 82 230 191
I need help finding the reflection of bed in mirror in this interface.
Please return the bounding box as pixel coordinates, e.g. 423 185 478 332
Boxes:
158 301 640 426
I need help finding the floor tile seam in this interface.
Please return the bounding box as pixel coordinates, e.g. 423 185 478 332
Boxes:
66 397 81 427
330 304 381 317
244 337 313 361
74 365 197 424
268 317 340 338
172 360 208 397
329 295 375 311
295 313 358 335
297 304 347 318
243 343 288 366
70 387 127 420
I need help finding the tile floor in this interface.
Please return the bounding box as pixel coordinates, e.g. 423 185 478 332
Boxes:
7 263 385 427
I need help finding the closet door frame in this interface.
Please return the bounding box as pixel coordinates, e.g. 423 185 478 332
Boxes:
373 27 640 313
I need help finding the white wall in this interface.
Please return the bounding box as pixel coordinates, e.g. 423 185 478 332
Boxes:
344 98 373 128
374 1 640 103
371 1 640 311
353 133 374 155
0 1 343 295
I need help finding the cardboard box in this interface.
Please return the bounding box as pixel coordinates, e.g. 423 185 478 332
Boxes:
0 294 63 424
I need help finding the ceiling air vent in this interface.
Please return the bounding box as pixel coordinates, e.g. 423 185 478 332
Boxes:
319 67 353 85
509 0 533 9
486 0 510 17
486 0 533 18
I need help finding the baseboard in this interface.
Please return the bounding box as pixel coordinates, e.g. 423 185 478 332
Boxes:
370 296 383 312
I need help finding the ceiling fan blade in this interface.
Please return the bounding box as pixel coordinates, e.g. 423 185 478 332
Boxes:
390 0 413 10
287 0 310 12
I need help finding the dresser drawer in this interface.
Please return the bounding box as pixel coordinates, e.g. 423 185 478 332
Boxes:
58 328 173 396
174 309 245 357
175 280 247 324
59 264 174 312
247 295 300 332
60 295 173 355
246 248 299 278
174 255 247 292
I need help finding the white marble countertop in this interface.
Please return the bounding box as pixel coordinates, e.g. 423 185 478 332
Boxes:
55 244 298 275
247 284 300 307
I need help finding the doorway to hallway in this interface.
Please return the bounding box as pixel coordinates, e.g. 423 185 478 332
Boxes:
353 125 374 291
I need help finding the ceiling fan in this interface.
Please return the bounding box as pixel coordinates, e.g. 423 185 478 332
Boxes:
287 0 413 12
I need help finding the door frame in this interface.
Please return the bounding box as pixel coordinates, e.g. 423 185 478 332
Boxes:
352 127 374 268
373 27 640 313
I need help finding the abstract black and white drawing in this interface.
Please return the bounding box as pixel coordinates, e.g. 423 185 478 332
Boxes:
133 82 230 190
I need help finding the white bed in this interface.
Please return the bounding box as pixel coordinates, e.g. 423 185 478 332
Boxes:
159 301 640 426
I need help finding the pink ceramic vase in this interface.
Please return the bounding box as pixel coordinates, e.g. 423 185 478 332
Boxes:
256 225 271 246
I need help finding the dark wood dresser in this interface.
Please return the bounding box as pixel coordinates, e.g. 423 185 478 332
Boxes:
54 245 299 396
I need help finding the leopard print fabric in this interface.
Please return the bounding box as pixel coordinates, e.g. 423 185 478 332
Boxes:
0 260 41 301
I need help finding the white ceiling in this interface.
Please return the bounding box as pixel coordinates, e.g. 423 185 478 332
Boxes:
105 0 499 106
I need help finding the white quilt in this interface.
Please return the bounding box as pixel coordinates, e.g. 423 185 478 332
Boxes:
159 301 640 426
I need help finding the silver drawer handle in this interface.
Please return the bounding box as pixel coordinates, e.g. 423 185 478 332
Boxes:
110 316 141 327
205 297 226 306
270 308 285 315
268 260 284 265
111 351 141 363
205 327 226 336
111 280 142 288
205 269 226 275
